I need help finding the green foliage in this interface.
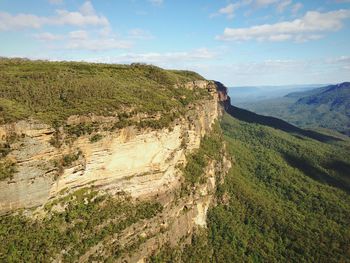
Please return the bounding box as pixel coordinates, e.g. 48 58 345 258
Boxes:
53 150 83 177
89 134 103 143
148 230 212 263
0 188 163 262
48 129 62 148
183 150 207 185
180 230 212 263
182 112 350 262
0 59 207 126
182 123 223 185
0 160 16 181
0 143 11 158
65 123 95 137
61 151 81 167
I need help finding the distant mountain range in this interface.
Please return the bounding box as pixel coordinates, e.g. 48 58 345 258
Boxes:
228 84 324 103
236 82 350 136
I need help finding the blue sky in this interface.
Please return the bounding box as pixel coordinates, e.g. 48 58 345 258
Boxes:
0 0 350 86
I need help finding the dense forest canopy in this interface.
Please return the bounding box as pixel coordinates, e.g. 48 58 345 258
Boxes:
151 111 350 262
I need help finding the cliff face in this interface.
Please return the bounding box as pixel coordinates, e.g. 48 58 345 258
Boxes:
0 80 231 262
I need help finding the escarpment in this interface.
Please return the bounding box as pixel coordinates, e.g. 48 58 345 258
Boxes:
0 68 231 262
0 80 224 213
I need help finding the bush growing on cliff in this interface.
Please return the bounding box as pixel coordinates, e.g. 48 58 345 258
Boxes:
0 143 11 158
61 151 82 167
0 160 16 181
89 134 103 143
65 123 95 137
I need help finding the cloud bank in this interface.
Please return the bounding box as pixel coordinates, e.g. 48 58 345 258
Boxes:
0 1 109 31
217 9 350 42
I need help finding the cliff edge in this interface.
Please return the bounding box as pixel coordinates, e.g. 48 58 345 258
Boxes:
0 61 231 263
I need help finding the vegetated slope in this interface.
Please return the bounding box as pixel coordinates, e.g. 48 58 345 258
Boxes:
151 108 350 262
0 60 227 262
0 58 206 125
238 82 350 135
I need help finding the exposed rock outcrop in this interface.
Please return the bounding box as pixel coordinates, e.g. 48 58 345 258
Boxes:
0 81 227 213
0 80 231 262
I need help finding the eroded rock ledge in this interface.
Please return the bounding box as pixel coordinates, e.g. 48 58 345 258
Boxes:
0 80 231 262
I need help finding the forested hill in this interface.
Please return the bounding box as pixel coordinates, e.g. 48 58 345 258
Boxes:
152 104 350 262
237 82 350 136
286 82 349 100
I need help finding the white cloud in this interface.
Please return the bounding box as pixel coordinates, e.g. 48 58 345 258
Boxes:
213 0 305 19
84 48 217 66
0 1 109 31
326 56 350 70
211 2 250 19
329 56 350 63
218 3 239 19
128 28 154 40
148 0 163 6
52 8 108 27
69 30 88 40
48 0 63 5
254 0 301 13
276 0 292 13
291 2 303 14
34 32 64 41
191 56 350 86
255 0 279 8
216 9 350 42
32 28 132 51
0 13 43 30
65 38 132 51
79 1 95 15
98 26 112 37
295 34 324 43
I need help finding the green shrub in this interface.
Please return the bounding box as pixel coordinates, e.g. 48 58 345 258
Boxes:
0 160 16 181
90 134 103 143
61 151 82 167
0 143 11 158
65 123 94 137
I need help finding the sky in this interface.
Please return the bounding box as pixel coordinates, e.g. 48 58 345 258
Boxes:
0 0 350 86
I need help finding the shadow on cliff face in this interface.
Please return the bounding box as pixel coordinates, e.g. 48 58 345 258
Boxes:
282 153 350 193
223 98 342 143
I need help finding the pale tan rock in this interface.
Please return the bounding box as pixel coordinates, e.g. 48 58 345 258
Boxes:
0 80 225 216
0 80 233 263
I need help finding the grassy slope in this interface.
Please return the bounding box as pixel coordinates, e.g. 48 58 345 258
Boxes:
151 110 350 262
0 58 206 125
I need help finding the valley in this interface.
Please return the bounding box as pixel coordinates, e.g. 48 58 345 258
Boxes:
0 60 349 262
236 82 350 136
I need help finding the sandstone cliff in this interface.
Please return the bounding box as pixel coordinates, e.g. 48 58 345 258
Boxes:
0 80 231 262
